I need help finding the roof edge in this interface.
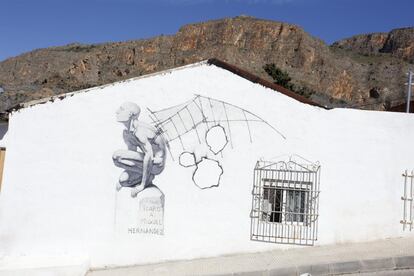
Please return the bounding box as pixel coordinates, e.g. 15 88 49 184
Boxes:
7 61 210 112
7 58 325 113
207 58 326 109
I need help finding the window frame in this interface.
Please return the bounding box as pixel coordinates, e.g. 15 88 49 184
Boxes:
250 159 320 246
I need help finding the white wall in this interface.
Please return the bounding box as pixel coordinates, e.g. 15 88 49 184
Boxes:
0 63 414 269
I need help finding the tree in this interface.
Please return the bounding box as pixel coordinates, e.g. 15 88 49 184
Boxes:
263 64 294 91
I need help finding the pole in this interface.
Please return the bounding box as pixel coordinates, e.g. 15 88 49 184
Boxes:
407 71 413 113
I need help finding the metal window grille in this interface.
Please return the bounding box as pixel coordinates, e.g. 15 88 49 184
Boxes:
250 159 320 246
401 170 414 231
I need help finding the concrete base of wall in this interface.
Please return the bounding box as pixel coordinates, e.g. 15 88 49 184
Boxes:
270 255 414 276
88 236 414 276
0 255 89 276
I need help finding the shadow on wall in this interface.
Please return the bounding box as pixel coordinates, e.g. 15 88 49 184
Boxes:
0 122 8 140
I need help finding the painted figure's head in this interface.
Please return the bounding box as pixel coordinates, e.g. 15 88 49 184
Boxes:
116 102 141 122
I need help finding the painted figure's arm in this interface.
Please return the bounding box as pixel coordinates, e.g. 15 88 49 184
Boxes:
140 138 153 187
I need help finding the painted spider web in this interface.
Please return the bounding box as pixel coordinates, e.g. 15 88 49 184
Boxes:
147 94 285 156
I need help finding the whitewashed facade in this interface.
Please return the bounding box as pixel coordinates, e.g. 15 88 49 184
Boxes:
0 61 413 273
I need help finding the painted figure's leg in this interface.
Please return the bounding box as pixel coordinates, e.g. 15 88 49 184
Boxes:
130 174 155 197
116 180 122 191
118 170 143 188
116 171 129 191
113 150 144 173
131 185 144 198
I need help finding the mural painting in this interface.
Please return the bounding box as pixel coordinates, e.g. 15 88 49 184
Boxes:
113 94 284 234
147 94 285 189
113 102 167 198
113 102 166 235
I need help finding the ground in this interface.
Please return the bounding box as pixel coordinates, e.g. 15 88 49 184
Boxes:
87 236 414 276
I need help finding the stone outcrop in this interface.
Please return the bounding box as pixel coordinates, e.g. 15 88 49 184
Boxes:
332 27 414 63
331 33 389 57
0 16 413 113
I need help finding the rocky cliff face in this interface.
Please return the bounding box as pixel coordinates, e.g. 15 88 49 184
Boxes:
332 27 414 63
331 33 389 57
0 16 413 114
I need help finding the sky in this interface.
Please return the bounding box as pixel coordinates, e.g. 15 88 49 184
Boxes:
0 0 413 61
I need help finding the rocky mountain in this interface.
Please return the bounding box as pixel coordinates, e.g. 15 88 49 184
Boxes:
332 27 414 63
0 16 413 114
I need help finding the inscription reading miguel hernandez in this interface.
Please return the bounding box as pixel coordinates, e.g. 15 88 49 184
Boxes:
128 197 164 235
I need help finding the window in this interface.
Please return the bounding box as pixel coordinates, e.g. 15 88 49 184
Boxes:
262 184 308 224
262 186 283 223
250 159 320 246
